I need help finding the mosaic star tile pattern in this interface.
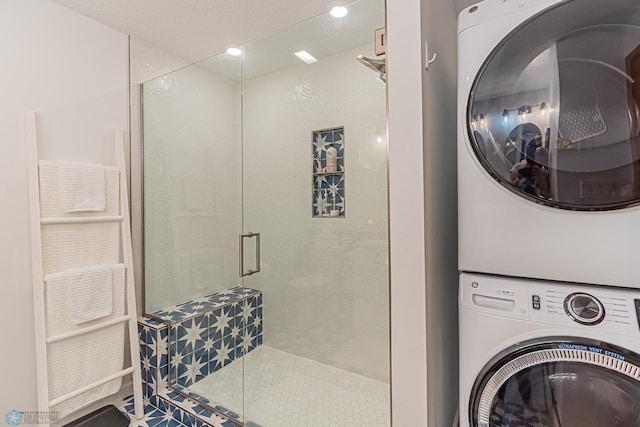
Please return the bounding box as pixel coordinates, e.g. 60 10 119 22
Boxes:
167 290 263 389
189 345 390 427
153 287 260 323
312 127 345 218
137 287 264 426
116 394 239 427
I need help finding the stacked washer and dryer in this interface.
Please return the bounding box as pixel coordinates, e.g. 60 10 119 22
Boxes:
457 0 640 426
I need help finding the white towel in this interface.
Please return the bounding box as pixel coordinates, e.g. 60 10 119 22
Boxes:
44 264 126 417
45 264 125 336
67 265 114 324
39 161 120 217
60 161 106 212
41 222 120 276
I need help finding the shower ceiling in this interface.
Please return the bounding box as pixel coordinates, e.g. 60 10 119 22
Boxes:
52 0 474 66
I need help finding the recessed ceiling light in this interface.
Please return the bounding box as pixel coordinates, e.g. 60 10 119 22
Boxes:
226 47 242 56
330 6 348 18
294 50 318 64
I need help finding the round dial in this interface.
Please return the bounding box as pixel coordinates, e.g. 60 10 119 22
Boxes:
564 293 605 325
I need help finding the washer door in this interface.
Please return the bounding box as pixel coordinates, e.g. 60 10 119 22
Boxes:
470 338 640 427
468 0 640 210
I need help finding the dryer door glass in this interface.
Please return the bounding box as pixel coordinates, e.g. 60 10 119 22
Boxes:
470 340 640 427
468 0 640 210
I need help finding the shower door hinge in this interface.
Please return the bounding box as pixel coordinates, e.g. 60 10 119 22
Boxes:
375 27 386 56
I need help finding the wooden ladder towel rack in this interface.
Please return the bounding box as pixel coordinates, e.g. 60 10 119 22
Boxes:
25 112 143 425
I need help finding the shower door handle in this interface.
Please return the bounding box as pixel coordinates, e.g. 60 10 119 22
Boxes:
240 232 261 277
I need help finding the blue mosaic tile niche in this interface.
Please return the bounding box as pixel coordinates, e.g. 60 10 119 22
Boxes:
312 127 345 218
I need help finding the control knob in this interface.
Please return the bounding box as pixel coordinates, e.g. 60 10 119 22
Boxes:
564 293 604 325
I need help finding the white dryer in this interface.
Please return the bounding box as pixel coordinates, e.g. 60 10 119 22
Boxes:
459 272 640 427
457 0 640 287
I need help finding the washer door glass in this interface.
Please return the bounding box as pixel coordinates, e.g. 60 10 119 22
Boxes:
470 339 640 427
468 0 640 210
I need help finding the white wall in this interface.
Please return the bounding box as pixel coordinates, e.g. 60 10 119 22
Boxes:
421 0 460 426
387 0 460 425
0 0 130 422
386 1 429 425
242 44 389 382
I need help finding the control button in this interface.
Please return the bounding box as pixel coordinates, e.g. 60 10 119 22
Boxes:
564 293 605 325
634 299 640 332
532 295 541 310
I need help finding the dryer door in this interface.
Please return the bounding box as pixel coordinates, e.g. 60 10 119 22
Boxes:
470 337 640 427
468 0 640 210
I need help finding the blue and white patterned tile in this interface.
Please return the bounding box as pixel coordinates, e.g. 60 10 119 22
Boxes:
165 390 187 403
209 305 233 341
231 301 243 332
210 335 234 373
142 382 155 399
235 333 254 357
169 325 179 363
226 286 245 296
190 315 208 351
158 329 169 383
204 293 226 307
154 309 188 323
138 323 150 346
239 300 253 330
115 395 187 427
175 352 194 388
193 347 209 379
139 316 168 330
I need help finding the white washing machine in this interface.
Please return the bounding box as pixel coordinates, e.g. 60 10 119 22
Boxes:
457 0 640 287
459 272 640 426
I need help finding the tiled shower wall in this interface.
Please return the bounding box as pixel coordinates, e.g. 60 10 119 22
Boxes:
242 43 389 382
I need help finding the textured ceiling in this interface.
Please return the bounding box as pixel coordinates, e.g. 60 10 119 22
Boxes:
52 0 477 65
52 0 347 63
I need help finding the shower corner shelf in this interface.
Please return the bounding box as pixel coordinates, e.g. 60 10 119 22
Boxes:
312 126 345 219
313 171 344 176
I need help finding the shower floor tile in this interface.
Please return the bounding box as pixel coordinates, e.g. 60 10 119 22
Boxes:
188 345 390 427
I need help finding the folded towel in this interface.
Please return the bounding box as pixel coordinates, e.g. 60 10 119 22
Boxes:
44 264 125 338
44 264 126 417
60 161 106 212
39 161 120 217
66 265 115 324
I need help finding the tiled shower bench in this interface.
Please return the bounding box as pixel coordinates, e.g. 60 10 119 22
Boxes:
134 286 263 427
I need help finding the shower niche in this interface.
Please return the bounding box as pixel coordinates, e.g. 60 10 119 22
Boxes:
312 126 345 218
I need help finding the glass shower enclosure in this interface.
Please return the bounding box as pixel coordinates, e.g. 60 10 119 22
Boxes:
142 1 389 425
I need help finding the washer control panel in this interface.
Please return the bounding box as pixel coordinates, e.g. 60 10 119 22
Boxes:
564 293 605 325
461 273 640 336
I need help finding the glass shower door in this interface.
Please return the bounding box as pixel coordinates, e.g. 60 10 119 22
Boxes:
239 0 390 425
142 50 247 422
